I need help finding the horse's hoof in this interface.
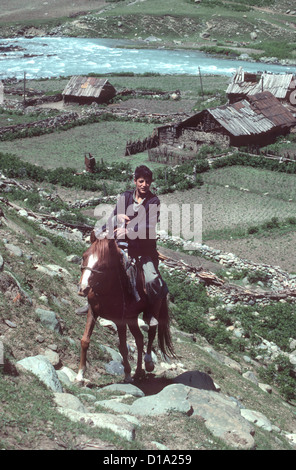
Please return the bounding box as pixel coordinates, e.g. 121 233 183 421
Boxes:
124 374 134 384
144 361 154 372
144 354 155 372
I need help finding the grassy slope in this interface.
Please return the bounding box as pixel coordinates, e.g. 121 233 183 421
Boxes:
0 209 295 451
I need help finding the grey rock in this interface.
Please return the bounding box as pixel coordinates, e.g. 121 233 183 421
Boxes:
5 244 23 257
240 409 273 432
57 370 72 386
99 383 145 397
35 308 62 334
129 384 192 416
58 366 77 383
99 345 122 363
203 347 242 374
242 371 259 385
17 355 63 392
123 384 255 449
4 319 17 328
66 254 81 264
0 254 4 271
43 349 61 368
104 360 124 376
53 393 88 413
95 399 132 414
188 387 255 449
57 408 136 441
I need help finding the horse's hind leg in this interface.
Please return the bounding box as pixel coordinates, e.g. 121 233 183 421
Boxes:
144 325 157 372
76 307 96 383
144 298 162 372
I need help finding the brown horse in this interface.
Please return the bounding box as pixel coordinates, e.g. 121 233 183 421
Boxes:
76 237 175 383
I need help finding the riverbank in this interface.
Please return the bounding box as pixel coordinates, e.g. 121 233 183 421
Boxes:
1 36 295 81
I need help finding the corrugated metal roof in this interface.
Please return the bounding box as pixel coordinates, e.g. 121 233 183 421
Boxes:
208 91 296 136
62 76 115 98
226 67 294 99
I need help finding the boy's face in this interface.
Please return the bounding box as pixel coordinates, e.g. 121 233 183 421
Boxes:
134 176 151 198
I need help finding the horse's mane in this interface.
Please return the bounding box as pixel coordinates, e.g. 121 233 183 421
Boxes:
90 237 120 269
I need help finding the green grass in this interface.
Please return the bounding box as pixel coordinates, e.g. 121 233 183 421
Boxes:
0 120 156 169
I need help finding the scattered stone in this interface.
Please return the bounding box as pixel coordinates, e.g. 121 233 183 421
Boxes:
203 347 242 374
104 360 125 376
98 383 145 398
240 409 273 432
258 383 272 394
58 366 77 383
57 407 136 441
53 393 88 413
35 308 62 334
5 244 23 257
242 371 258 385
99 345 122 363
4 319 17 328
43 349 61 368
66 254 81 264
17 355 63 392
36 334 45 343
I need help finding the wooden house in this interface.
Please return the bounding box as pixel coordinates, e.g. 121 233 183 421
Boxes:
227 67 295 104
156 91 296 149
62 76 116 105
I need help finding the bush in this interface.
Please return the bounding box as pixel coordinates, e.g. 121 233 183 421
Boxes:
259 355 296 402
247 270 270 285
247 225 259 234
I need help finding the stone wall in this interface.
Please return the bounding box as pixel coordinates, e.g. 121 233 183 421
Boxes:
0 111 79 139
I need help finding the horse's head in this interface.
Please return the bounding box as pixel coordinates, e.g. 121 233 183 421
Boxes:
78 237 120 297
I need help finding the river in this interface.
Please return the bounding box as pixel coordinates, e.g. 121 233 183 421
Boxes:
0 36 295 80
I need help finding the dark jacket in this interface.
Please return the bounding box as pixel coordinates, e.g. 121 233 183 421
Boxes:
108 189 160 258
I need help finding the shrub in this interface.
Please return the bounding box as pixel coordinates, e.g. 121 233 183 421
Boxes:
247 225 259 234
247 270 270 285
258 355 296 402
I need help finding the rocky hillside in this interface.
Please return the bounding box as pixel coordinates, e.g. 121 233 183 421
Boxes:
0 172 296 451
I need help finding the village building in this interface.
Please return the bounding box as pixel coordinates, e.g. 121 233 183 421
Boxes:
226 67 295 104
156 91 296 151
62 76 116 105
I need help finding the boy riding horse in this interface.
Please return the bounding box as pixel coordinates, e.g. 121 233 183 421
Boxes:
77 165 168 326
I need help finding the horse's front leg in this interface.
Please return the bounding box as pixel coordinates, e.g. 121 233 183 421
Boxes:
117 323 132 383
76 306 97 383
127 318 145 379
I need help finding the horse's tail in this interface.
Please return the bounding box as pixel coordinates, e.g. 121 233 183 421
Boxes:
157 296 176 359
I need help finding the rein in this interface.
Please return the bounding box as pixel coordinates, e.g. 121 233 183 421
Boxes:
81 265 103 275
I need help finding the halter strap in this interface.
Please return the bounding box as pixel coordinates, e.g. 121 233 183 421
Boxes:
81 265 103 275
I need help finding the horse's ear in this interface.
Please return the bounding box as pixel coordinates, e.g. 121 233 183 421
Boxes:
90 230 96 243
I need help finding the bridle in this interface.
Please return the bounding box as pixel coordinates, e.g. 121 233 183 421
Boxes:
80 264 103 275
